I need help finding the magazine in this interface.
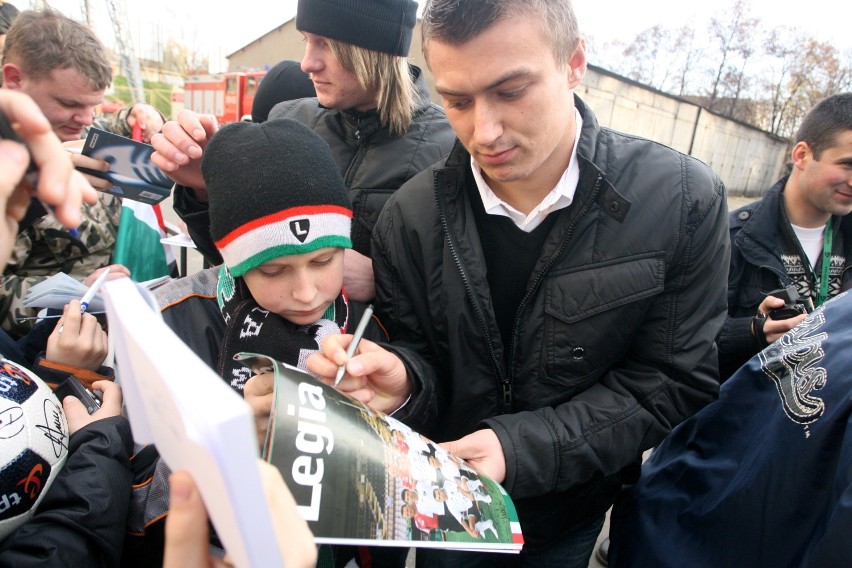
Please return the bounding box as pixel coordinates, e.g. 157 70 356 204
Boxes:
237 353 525 553
79 127 173 205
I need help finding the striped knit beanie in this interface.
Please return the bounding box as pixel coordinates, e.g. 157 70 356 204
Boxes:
202 119 352 277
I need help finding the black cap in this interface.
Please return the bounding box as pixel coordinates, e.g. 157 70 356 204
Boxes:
296 0 418 57
251 60 316 123
0 3 20 35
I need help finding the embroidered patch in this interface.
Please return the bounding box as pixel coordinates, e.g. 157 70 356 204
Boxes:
759 308 828 429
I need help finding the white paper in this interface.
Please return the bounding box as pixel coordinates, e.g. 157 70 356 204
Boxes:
103 278 284 568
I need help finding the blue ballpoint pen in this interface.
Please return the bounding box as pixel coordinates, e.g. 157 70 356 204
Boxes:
79 267 111 314
58 267 111 333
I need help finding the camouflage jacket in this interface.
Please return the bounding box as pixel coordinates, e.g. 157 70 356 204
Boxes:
93 104 166 139
0 193 121 337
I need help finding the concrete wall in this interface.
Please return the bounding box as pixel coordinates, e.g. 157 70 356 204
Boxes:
226 21 788 196
579 67 789 196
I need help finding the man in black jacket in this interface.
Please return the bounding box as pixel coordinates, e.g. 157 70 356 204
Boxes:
307 0 729 566
152 0 455 302
717 93 852 381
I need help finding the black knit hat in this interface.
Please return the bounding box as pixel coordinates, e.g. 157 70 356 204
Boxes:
202 119 352 277
0 2 20 35
251 60 316 123
296 0 417 57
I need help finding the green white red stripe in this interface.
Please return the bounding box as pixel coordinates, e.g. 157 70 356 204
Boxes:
215 204 352 276
113 201 171 281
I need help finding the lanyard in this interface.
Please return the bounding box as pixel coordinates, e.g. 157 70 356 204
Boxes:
816 218 833 307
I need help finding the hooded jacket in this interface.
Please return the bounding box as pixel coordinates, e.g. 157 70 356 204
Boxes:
375 95 729 548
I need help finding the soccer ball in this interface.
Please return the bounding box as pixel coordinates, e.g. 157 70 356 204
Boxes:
0 359 68 540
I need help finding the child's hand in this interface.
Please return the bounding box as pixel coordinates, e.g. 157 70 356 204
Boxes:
63 380 122 435
243 372 274 448
47 299 108 371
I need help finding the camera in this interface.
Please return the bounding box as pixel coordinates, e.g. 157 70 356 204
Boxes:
53 376 102 415
766 285 813 320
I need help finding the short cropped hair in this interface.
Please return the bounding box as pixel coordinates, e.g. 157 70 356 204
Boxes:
327 38 418 136
795 93 852 160
2 9 112 91
421 0 581 68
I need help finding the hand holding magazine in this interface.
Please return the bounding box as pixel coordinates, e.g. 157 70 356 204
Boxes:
238 353 524 553
79 127 173 205
103 278 284 568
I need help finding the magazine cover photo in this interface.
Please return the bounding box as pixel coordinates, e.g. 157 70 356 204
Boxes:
237 353 524 552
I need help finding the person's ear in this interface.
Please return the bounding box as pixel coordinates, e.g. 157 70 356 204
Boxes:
790 141 812 171
567 38 587 90
2 63 24 90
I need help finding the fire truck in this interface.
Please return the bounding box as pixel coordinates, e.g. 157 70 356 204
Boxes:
183 71 267 124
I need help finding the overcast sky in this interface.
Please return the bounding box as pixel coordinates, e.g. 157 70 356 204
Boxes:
15 0 852 71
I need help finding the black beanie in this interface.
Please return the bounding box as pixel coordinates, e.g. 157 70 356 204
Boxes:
296 0 417 57
0 2 20 35
202 119 352 277
251 60 316 123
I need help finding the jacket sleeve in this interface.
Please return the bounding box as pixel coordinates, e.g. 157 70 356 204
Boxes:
716 242 763 380
371 197 439 436
172 185 223 265
0 416 134 568
717 314 760 380
486 167 730 499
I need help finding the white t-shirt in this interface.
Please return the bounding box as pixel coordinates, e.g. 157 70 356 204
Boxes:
791 223 827 268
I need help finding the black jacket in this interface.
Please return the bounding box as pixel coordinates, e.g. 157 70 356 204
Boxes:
174 66 456 261
718 178 852 380
0 416 134 568
374 96 729 549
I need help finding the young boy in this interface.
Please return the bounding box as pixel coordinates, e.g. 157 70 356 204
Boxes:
155 118 383 392
144 117 389 567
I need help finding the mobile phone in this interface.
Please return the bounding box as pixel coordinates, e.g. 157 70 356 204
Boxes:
54 375 102 415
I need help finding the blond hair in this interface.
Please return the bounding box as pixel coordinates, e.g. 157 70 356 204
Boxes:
328 39 419 136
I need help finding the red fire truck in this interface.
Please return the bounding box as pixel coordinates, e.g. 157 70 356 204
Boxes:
183 70 267 124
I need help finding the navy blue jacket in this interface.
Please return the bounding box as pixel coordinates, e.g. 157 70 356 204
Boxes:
611 291 852 567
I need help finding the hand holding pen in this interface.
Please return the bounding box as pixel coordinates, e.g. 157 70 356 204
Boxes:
48 299 109 371
58 267 110 334
306 304 413 416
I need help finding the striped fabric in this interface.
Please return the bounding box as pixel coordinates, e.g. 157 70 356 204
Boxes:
215 204 352 276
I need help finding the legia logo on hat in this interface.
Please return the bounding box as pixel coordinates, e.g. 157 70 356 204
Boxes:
289 219 310 243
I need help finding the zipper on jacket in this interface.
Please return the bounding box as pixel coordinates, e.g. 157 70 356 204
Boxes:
433 184 507 403
506 176 603 390
343 132 367 187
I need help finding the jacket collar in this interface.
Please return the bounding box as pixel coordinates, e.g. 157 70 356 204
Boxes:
439 95 629 222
